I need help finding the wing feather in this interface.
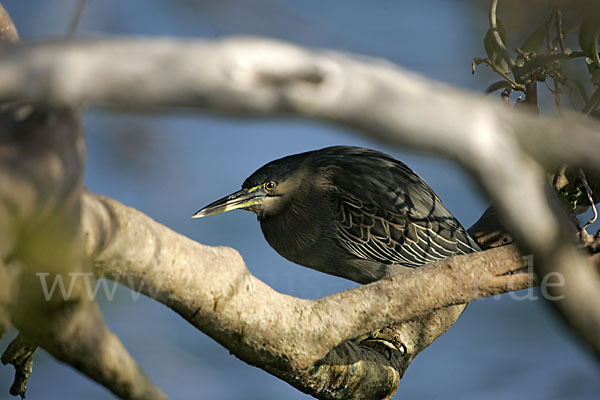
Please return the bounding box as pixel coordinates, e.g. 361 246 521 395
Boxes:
316 147 479 268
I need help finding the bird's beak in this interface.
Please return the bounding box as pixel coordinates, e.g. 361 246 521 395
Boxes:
191 188 266 218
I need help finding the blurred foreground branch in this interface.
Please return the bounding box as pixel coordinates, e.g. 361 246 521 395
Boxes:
0 6 165 398
0 103 166 400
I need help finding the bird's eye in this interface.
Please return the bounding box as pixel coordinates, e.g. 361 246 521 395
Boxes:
264 181 276 192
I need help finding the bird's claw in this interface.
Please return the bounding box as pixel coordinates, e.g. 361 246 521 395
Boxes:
356 328 407 360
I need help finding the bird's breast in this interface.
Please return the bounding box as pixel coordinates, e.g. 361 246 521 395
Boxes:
259 190 339 265
260 210 323 267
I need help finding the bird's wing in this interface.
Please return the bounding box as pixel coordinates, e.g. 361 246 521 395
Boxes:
320 147 479 267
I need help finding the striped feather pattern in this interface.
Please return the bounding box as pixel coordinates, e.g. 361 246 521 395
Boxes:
311 147 480 268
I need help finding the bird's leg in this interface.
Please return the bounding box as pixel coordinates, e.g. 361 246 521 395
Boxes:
355 327 407 360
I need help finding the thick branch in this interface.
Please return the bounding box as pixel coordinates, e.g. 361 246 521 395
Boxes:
82 191 535 398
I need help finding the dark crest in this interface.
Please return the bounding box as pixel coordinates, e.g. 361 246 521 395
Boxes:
242 150 314 189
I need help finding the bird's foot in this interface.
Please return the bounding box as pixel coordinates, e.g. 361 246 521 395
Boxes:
355 327 407 360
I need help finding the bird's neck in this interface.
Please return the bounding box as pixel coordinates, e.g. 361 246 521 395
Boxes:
259 191 326 266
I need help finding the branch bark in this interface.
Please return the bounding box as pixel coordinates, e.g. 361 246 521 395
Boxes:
83 191 536 399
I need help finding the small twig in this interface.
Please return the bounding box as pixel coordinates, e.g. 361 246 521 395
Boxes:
480 58 525 91
537 51 586 64
551 79 563 117
582 88 600 116
548 79 563 116
547 9 557 52
555 9 566 54
579 169 598 230
489 0 516 70
519 82 539 112
67 0 86 37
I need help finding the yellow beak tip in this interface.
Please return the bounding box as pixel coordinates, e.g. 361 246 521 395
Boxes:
191 211 206 219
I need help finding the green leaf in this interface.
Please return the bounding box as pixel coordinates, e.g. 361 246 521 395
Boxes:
520 21 548 54
472 57 489 74
579 18 600 68
515 55 525 67
484 19 510 73
484 80 513 95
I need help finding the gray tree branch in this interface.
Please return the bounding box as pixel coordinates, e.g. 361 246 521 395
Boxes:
83 191 535 399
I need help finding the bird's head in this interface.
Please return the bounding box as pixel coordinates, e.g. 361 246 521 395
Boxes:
192 151 311 220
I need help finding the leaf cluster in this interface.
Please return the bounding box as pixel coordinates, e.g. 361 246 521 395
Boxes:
473 7 600 115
